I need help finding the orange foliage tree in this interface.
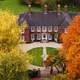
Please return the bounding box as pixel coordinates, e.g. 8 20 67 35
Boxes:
61 16 80 79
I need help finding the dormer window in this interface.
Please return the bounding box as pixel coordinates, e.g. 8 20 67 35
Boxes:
54 26 58 32
37 26 41 32
31 26 35 32
48 26 52 32
42 26 47 32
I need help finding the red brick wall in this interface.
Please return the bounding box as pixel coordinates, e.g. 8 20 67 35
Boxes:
24 27 31 43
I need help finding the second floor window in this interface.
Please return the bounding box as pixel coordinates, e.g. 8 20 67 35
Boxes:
31 26 35 32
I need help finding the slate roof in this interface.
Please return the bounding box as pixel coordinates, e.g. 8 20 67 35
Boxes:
18 12 77 27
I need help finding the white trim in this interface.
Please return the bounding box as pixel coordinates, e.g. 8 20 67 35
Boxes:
54 33 58 42
37 34 41 40
42 33 47 41
42 26 47 32
54 26 58 32
48 26 52 32
37 26 41 32
48 34 52 40
31 34 35 42
31 26 35 32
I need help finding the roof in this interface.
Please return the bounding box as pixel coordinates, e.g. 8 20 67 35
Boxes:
18 12 77 27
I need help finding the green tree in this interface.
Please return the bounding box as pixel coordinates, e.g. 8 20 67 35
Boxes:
42 0 56 10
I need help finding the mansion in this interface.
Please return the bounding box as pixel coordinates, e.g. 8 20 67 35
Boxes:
18 4 78 43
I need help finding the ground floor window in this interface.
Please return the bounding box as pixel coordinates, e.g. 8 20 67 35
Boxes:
37 34 41 40
48 34 52 40
31 34 35 42
54 32 59 42
30 33 60 42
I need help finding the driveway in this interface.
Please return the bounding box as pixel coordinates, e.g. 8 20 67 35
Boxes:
19 42 62 52
19 42 62 75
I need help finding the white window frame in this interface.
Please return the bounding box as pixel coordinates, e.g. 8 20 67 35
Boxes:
37 26 41 32
31 26 35 32
42 26 47 32
48 26 52 32
54 26 58 32
48 34 52 40
31 34 35 41
37 34 41 40
54 33 58 42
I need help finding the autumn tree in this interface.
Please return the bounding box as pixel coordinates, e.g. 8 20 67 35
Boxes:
61 16 80 80
0 10 31 80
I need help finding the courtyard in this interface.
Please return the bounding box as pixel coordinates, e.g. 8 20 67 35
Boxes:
0 0 80 79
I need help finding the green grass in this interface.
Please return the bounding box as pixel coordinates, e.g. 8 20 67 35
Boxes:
0 0 42 14
28 47 43 66
47 47 59 56
28 47 59 66
0 0 79 15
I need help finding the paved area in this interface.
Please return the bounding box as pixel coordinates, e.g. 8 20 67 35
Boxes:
19 42 62 52
19 42 62 76
42 47 48 61
28 64 58 77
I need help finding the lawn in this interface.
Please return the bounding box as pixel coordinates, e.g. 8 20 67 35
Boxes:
28 47 43 66
0 0 42 14
47 47 59 56
0 0 79 15
28 47 59 66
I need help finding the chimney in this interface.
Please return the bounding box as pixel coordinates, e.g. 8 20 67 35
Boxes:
57 4 61 15
28 4 32 13
28 4 32 19
64 5 68 13
44 4 48 14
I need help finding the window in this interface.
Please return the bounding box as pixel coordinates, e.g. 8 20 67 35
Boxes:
48 34 52 40
31 26 35 32
42 26 47 32
48 26 52 32
54 33 58 42
54 26 58 32
31 34 35 41
37 26 41 32
37 34 41 40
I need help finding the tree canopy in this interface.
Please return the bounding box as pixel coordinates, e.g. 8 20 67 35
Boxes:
61 16 80 80
0 10 31 80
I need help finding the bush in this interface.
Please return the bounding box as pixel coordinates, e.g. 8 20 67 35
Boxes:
52 73 67 80
0 10 32 80
42 0 56 10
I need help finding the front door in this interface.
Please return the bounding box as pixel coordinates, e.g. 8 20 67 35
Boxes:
42 33 47 42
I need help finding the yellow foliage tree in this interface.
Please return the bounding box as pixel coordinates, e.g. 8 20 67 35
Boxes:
0 10 31 80
0 10 20 52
